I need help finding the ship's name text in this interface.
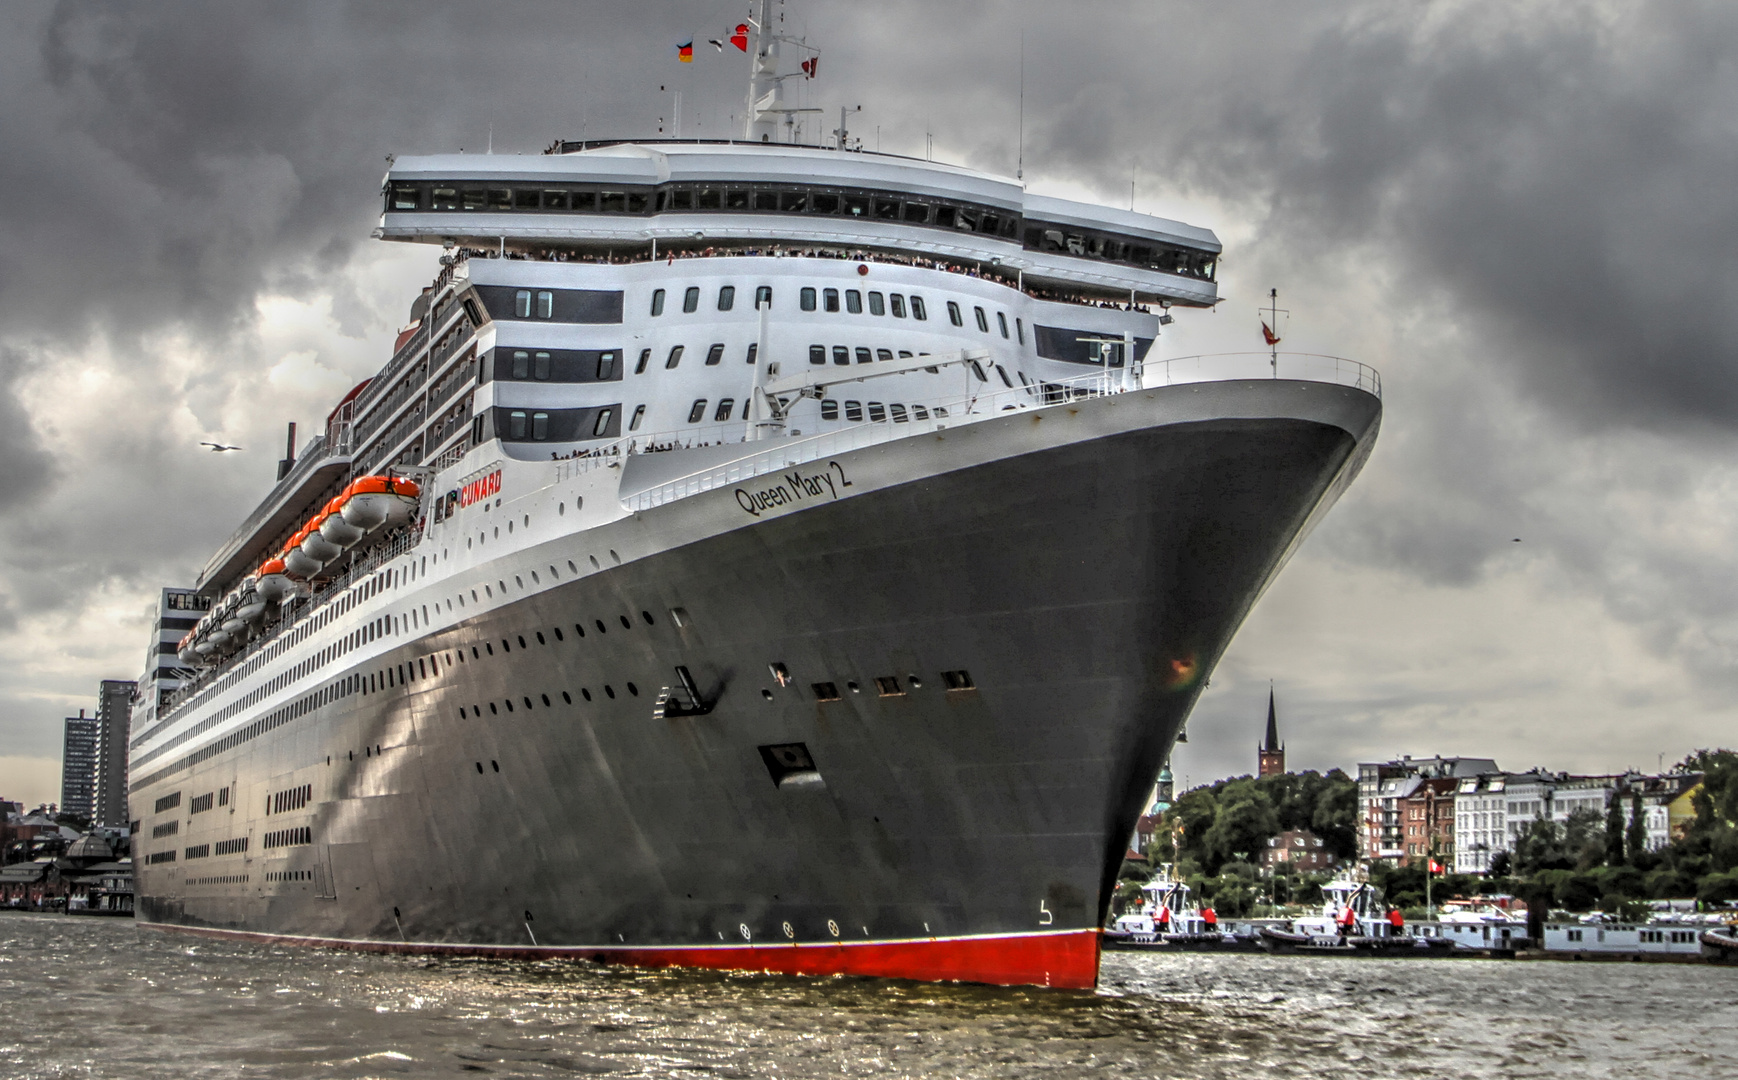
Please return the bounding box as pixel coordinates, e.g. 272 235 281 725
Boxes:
734 462 852 518
459 469 502 508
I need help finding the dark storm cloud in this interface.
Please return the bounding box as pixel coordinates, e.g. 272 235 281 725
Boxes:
0 0 1732 785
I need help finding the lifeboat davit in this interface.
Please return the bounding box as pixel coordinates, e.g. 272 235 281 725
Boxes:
256 559 293 605
282 526 323 578
341 476 421 533
301 517 343 564
236 584 268 624
319 495 366 548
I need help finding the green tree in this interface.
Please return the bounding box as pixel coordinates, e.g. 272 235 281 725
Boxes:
1604 791 1626 867
1625 789 1647 865
1203 784 1279 873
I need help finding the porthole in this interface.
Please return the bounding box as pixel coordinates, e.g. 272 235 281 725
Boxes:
524 697 533 709
574 624 586 638
536 631 546 645
515 575 523 588
561 691 572 704
567 560 578 573
641 610 655 625
517 636 527 649
541 694 551 707
502 639 512 652
485 585 492 598
475 762 484 774
619 615 631 629
505 699 514 713
581 688 593 701
485 643 494 656
604 685 616 699
523 515 529 527
491 760 500 772
508 521 514 534
595 620 607 634
471 646 479 658
553 627 564 641
489 702 498 715
609 550 621 564
589 555 601 569
627 682 639 696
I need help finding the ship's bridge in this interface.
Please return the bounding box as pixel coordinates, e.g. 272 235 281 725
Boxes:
378 141 1220 307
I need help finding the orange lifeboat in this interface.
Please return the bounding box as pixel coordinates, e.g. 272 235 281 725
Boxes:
340 476 421 533
301 508 343 564
319 494 366 549
256 557 293 605
282 525 322 578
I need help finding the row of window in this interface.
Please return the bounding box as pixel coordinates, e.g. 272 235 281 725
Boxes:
188 792 215 814
269 783 313 816
385 180 1218 279
152 820 178 838
154 791 181 813
262 826 313 849
214 837 248 856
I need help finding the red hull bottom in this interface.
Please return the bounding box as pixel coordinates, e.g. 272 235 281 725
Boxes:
145 923 1102 990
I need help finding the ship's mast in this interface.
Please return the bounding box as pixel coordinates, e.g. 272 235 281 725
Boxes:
744 0 820 142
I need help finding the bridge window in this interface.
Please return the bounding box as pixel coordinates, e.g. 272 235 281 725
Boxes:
874 198 899 219
824 288 840 313
854 347 871 364
533 352 552 380
876 349 893 362
890 294 907 318
715 398 735 422
800 287 816 312
845 401 863 421
913 404 930 420
868 402 887 422
431 187 458 210
511 350 530 379
890 404 909 423
810 345 826 365
903 202 930 224
727 189 750 210
650 289 665 316
541 190 568 210
754 191 777 211
697 187 721 209
488 189 511 210
462 189 485 210
868 291 885 316
515 290 532 318
705 343 725 366
832 346 850 366
392 185 419 210
536 291 553 318
531 412 550 440
687 400 707 424
508 411 528 439
683 287 699 313
593 409 612 436
596 352 616 380
717 285 735 311
845 290 862 314
821 400 839 420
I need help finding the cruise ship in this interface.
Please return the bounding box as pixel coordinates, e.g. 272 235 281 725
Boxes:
128 7 1381 990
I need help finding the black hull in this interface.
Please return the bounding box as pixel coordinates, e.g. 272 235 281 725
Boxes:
133 383 1379 987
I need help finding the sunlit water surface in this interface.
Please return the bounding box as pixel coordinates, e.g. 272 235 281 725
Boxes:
1 915 1732 1078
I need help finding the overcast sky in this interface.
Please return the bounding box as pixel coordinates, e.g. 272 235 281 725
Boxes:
2 0 1734 807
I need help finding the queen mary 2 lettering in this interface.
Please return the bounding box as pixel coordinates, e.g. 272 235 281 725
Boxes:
127 5 1380 990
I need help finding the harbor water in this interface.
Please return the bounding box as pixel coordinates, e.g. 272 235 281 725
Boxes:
2 914 1732 1078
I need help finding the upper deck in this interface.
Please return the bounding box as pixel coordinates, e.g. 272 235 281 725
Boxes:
379 141 1220 307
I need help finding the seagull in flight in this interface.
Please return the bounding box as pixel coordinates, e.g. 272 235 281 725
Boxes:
200 441 242 452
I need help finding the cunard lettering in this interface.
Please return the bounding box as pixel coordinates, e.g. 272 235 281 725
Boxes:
459 469 502 508
733 463 849 517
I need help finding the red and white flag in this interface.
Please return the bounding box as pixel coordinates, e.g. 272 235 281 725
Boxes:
800 56 819 79
730 24 749 51
1261 321 1281 347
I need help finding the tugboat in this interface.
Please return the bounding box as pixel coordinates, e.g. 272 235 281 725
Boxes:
1258 878 1457 955
1104 868 1264 953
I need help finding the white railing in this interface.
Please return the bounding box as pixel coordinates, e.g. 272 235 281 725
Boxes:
1152 352 1382 397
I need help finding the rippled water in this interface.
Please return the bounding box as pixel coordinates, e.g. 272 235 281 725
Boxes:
1 914 1733 1078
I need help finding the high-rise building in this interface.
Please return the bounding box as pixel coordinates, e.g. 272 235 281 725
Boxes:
1357 755 1499 863
1257 689 1285 777
60 710 98 819
92 679 137 828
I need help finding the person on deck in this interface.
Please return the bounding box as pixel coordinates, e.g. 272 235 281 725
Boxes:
1201 906 1218 933
1156 903 1171 934
1388 907 1405 937
1338 905 1358 939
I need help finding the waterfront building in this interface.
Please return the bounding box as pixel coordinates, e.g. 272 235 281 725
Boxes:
60 710 98 820
91 679 137 829
1259 828 1337 873
1357 755 1498 864
1635 773 1701 851
1400 775 1457 867
1452 774 1508 873
1257 689 1285 778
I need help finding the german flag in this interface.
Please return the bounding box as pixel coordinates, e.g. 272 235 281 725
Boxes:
676 40 693 62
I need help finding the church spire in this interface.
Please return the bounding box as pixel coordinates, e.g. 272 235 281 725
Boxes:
1258 685 1286 777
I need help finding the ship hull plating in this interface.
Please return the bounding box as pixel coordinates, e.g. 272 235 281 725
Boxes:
136 384 1378 989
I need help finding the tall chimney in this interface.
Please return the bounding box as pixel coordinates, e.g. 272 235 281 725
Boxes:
276 422 297 481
